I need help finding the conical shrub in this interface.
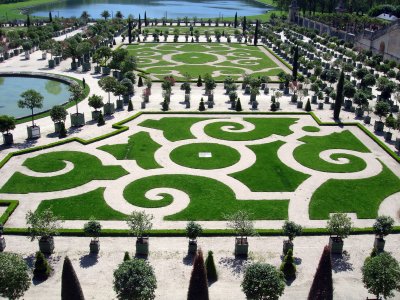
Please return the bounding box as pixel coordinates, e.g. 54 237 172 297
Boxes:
280 249 296 280
33 251 51 280
205 251 218 283
123 251 131 261
187 250 209 300
235 98 242 111
199 98 206 111
59 122 67 138
97 111 105 126
61 256 85 300
305 99 312 112
308 246 333 300
138 76 143 87
127 99 133 111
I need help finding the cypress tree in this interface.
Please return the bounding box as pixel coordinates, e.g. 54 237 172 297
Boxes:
33 251 51 280
97 111 105 126
49 11 53 22
199 98 206 111
127 99 133 111
138 76 143 87
307 246 333 300
187 250 209 300
197 75 203 87
235 98 243 111
144 11 147 26
138 14 141 31
128 19 132 44
123 252 130 261
292 45 299 81
205 251 218 283
234 12 238 28
242 16 247 33
305 98 312 112
61 256 85 300
334 71 344 120
254 20 259 46
280 249 296 280
26 15 31 27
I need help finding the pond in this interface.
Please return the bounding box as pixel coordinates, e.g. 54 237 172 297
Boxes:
30 0 271 19
0 76 71 119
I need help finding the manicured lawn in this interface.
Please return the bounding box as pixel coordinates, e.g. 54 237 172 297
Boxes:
293 131 370 173
139 117 209 141
143 26 238 35
0 0 55 20
170 143 241 169
309 164 400 219
302 126 320 132
203 118 298 141
231 141 309 192
127 43 282 81
0 151 128 194
98 132 162 169
123 174 289 220
36 188 127 220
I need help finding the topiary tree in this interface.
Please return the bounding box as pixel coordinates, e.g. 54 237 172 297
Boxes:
84 217 102 254
280 249 296 281
0 115 16 144
127 99 133 112
187 250 209 300
199 97 206 111
18 89 43 127
235 98 242 112
98 76 118 104
88 94 104 112
242 262 285 300
373 215 394 239
305 98 312 112
68 82 84 115
326 213 352 254
50 105 67 135
197 75 203 87
61 256 85 300
308 246 333 300
374 101 390 121
33 251 51 280
282 220 302 254
333 70 344 120
113 258 157 300
123 251 130 261
362 252 400 300
205 250 218 283
385 113 397 132
126 210 153 253
97 111 105 126
0 252 30 300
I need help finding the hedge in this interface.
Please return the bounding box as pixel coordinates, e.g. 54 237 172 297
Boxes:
0 200 19 224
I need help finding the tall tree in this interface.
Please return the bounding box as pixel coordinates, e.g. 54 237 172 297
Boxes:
308 246 333 300
144 11 147 26
49 11 53 22
187 250 209 300
242 16 247 33
138 14 142 31
61 256 85 300
128 19 132 44
26 15 31 27
333 70 344 120
292 45 299 81
234 12 238 28
254 19 259 46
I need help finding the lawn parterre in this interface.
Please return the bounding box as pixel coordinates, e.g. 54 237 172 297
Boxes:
0 114 399 229
126 43 283 81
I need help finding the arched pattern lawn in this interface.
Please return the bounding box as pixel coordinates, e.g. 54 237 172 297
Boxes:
170 143 241 169
309 164 400 219
0 151 128 194
203 118 298 141
139 117 209 141
35 188 127 220
230 141 309 192
293 131 370 173
98 132 162 169
123 174 289 220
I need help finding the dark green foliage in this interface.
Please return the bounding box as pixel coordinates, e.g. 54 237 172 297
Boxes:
0 252 30 300
205 251 218 283
234 12 238 28
187 250 209 300
128 19 132 43
197 75 202 87
97 111 105 126
61 256 85 300
292 45 299 81
162 100 169 111
127 99 133 112
254 20 259 46
334 71 344 120
123 252 130 261
307 246 333 300
138 76 143 87
270 102 277 111
235 98 242 111
59 122 67 138
280 249 296 280
305 99 312 112
199 98 206 111
33 251 51 280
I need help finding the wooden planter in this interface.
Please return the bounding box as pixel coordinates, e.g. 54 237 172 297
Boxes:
136 237 149 256
374 121 384 132
54 122 62 133
94 66 101 74
116 99 124 110
2 133 13 145
373 237 385 253
329 236 343 254
48 59 55 68
90 240 100 254
234 237 248 257
27 125 41 139
104 103 115 115
395 138 400 150
364 115 371 124
70 113 85 127
188 240 197 255
384 131 392 141
0 237 6 252
39 236 55 254
91 110 101 121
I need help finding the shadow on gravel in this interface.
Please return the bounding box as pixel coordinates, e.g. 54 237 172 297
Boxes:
331 250 353 273
218 256 250 277
79 253 99 268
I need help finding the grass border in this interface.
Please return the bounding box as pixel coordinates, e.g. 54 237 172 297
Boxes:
0 200 19 225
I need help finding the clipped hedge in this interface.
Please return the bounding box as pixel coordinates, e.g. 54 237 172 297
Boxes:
0 200 19 225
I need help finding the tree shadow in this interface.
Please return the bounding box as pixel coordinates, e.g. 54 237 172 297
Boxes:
331 251 353 273
218 256 250 278
79 253 99 268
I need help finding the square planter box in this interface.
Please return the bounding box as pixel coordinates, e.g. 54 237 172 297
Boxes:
136 237 149 256
91 110 101 121
82 62 91 72
94 66 101 74
297 101 303 109
123 95 130 104
374 121 384 132
104 103 115 115
234 237 248 257
2 133 13 145
188 240 197 255
54 56 61 65
70 113 85 127
39 236 55 255
0 237 5 252
90 240 100 254
374 237 385 253
318 103 324 109
102 67 111 75
329 237 343 254
384 131 392 141
48 59 55 68
311 95 317 104
54 122 63 133
116 99 124 110
395 138 400 150
27 126 41 139
283 240 293 255
71 61 78 70
42 52 47 59
264 87 269 94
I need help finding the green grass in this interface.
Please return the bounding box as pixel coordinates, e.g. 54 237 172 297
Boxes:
98 132 161 169
123 174 288 220
126 43 283 81
294 131 371 173
170 143 241 169
36 188 127 220
231 141 309 191
0 151 128 193
139 117 209 141
203 117 298 141
0 0 55 20
302 126 320 132
310 164 400 219
143 26 238 35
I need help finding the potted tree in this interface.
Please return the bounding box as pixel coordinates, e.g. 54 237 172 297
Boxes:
94 46 112 75
49 105 67 134
0 223 5 251
282 220 302 255
326 213 353 254
374 101 390 132
114 83 127 110
76 41 92 72
225 210 257 257
88 94 104 121
25 208 62 254
185 221 202 255
69 82 85 127
0 115 16 145
384 113 396 141
22 41 32 60
372 215 394 253
83 218 102 254
98 76 118 115
126 211 153 257
18 89 43 139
